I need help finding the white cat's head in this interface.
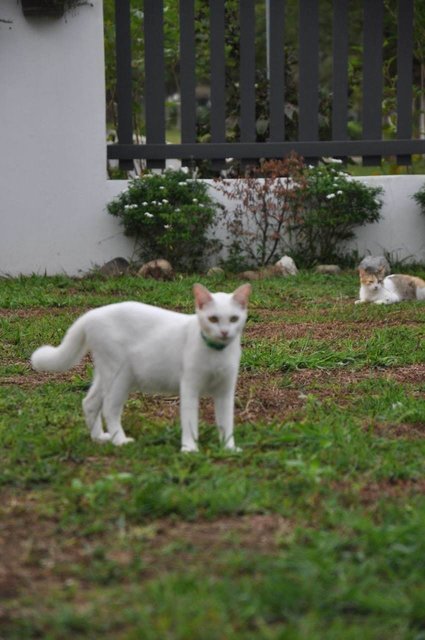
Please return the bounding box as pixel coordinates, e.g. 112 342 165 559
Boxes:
193 283 251 348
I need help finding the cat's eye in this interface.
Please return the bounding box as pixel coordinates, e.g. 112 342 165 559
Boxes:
208 315 219 323
230 315 239 323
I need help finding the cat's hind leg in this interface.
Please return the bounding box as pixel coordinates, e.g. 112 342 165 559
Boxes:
102 371 134 446
82 376 111 443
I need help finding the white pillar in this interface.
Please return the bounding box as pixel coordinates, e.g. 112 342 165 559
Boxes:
0 0 133 276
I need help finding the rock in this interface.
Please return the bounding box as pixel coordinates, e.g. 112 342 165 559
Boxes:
138 259 174 280
99 257 130 276
274 255 298 276
358 255 390 275
207 267 225 277
238 270 261 281
260 265 286 278
315 264 341 275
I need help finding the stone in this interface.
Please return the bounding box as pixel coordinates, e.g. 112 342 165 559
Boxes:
274 255 298 276
98 257 130 276
207 266 225 277
138 259 174 280
358 255 390 275
315 264 341 275
238 270 261 281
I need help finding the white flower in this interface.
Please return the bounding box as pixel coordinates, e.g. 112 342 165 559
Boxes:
176 208 181 212
337 190 343 195
164 224 171 229
162 199 169 204
145 212 154 218
178 181 186 186
199 204 204 208
142 201 148 206
181 166 189 174
326 193 336 200
192 198 198 203
159 186 165 190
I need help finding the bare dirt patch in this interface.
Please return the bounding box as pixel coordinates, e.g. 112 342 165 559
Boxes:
334 478 425 506
0 306 86 320
358 478 425 503
369 422 425 440
0 487 290 613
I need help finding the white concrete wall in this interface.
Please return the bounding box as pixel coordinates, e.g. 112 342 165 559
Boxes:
349 175 425 264
0 0 134 277
0 1 425 276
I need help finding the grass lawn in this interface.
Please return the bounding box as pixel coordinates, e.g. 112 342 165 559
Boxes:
1 271 425 639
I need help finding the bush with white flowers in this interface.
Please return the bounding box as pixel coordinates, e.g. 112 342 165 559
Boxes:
288 160 383 265
107 169 220 271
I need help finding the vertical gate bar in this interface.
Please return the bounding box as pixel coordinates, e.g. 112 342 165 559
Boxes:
239 0 256 144
362 0 383 166
114 0 133 170
144 0 165 168
299 0 319 144
396 0 413 165
269 0 285 142
180 0 196 144
210 0 225 167
332 0 349 142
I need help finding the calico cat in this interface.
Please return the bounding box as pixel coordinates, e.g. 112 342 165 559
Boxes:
31 283 251 451
356 267 425 304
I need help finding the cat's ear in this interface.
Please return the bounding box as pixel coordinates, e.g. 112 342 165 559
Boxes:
358 268 367 279
193 283 213 309
232 283 252 308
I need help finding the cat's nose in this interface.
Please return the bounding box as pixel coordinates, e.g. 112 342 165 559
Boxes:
221 330 229 338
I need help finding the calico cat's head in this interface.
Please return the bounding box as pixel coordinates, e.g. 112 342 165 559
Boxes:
193 283 251 348
359 266 386 292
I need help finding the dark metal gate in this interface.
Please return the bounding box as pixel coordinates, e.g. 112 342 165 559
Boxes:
107 0 425 169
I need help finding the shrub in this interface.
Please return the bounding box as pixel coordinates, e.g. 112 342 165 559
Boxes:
289 160 384 266
413 183 425 215
215 155 308 268
216 156 384 269
107 169 221 272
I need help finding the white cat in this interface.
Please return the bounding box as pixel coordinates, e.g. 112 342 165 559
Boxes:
31 283 251 452
356 268 425 304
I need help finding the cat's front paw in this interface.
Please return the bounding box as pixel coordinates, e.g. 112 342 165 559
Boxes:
91 433 112 443
181 444 199 453
111 434 135 446
225 445 242 453
354 299 364 305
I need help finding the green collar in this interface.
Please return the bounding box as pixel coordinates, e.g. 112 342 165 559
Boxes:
201 332 228 351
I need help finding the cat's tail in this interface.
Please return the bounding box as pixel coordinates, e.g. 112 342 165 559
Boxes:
31 316 88 372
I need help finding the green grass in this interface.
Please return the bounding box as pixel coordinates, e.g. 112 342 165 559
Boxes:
1 271 425 639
